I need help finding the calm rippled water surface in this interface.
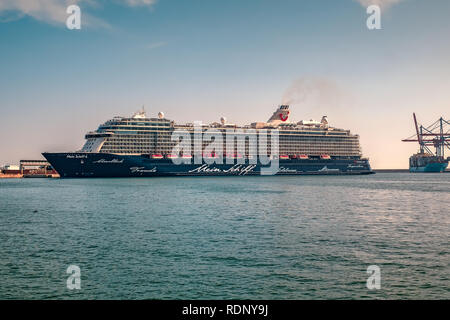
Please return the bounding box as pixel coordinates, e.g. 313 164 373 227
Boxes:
0 173 449 299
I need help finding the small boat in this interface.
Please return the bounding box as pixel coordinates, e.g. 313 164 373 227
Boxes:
320 154 331 160
152 154 164 159
299 154 309 160
166 154 178 159
279 155 290 160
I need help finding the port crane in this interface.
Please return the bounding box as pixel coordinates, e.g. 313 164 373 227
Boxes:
402 113 450 158
402 113 449 172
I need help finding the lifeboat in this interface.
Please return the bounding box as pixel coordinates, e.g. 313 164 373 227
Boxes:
299 154 309 160
166 154 178 159
151 154 163 159
182 154 192 159
320 154 331 160
203 153 218 158
279 155 290 160
290 155 297 159
226 153 242 159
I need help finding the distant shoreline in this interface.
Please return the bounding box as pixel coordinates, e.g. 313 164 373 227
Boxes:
374 169 409 172
1 170 449 178
373 169 449 173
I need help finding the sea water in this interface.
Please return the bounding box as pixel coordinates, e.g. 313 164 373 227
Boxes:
0 173 448 299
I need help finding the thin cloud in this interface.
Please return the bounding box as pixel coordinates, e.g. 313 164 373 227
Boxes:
123 0 157 6
0 0 157 27
0 0 81 25
354 0 405 11
146 41 167 50
0 10 24 22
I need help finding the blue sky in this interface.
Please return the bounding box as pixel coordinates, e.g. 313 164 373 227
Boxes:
1 0 449 168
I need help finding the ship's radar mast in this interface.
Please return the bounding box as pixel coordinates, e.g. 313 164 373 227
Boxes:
132 106 147 119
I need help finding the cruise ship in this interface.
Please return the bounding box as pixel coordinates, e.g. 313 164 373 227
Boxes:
43 105 374 177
